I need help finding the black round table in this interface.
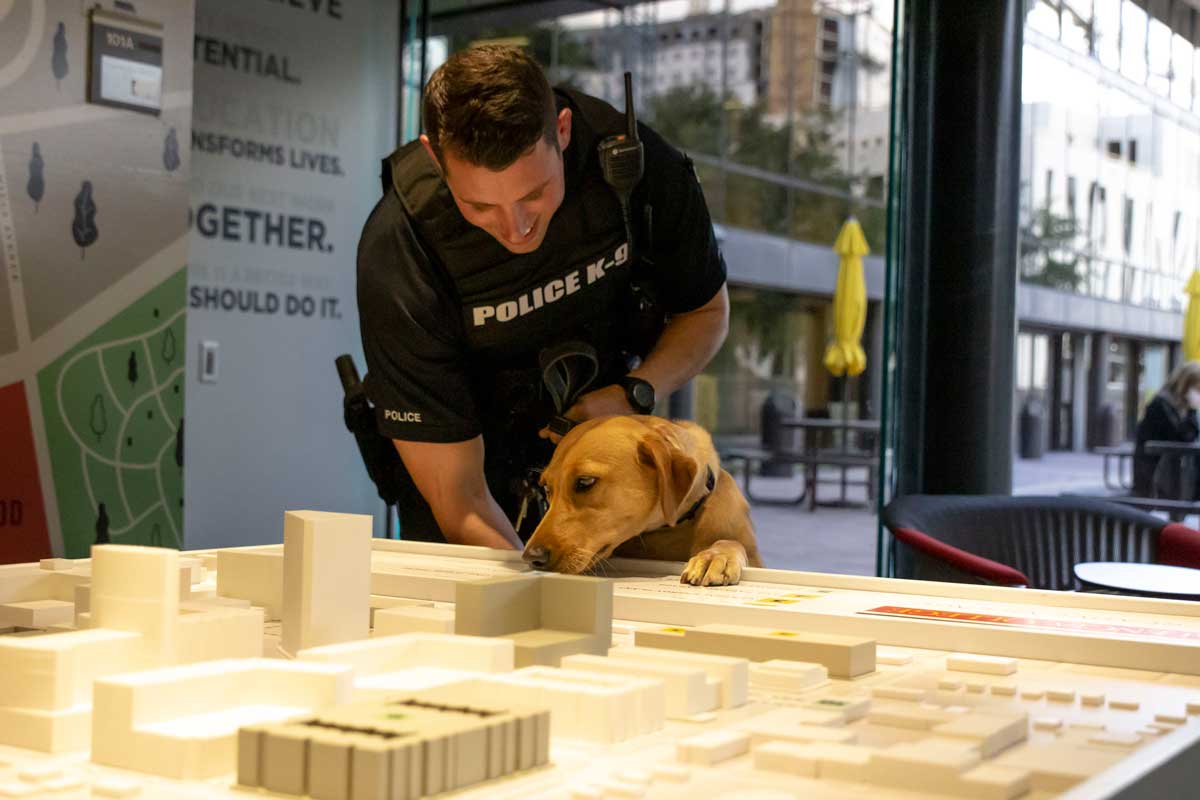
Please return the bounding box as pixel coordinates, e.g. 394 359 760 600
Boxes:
1074 562 1200 599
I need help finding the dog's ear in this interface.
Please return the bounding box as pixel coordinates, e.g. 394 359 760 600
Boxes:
637 432 701 526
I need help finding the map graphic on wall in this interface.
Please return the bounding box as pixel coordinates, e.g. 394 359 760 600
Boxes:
37 270 186 556
0 0 194 561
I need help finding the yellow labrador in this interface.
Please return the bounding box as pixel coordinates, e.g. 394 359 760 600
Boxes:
522 415 762 585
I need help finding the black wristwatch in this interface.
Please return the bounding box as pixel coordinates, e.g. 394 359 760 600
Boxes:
619 376 656 414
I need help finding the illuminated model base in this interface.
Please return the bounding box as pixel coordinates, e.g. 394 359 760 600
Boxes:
0 510 1197 798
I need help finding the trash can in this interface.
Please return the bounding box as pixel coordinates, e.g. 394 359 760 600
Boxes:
760 392 798 477
1019 397 1045 460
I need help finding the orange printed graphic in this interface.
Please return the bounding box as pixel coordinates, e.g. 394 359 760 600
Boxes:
864 605 1200 641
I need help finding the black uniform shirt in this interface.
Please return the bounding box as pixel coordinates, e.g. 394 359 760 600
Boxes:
356 89 725 450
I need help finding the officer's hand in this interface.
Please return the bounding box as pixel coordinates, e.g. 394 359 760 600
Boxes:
538 384 632 444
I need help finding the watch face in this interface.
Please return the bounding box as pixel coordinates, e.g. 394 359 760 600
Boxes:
632 382 654 409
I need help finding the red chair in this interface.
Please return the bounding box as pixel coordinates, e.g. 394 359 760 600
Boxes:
881 495 1200 591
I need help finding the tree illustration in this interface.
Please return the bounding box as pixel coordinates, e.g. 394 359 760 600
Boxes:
163 127 180 172
89 393 107 441
161 328 176 363
127 350 139 385
27 143 44 213
51 22 69 90
94 502 110 545
175 418 184 468
72 180 98 259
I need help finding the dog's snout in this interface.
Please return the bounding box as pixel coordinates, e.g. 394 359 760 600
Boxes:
523 545 552 570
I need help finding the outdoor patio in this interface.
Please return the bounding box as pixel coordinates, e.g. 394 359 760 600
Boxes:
751 450 1145 575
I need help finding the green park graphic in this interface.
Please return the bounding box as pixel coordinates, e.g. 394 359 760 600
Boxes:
38 269 186 557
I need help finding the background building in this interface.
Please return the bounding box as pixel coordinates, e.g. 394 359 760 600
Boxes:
1015 0 1195 453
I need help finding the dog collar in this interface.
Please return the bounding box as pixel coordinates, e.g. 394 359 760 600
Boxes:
675 466 716 525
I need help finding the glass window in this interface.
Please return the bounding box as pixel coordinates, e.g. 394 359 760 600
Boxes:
1171 33 1194 109
1094 0 1122 72
1066 175 1076 225
1121 1 1149 84
1148 17 1172 96
1017 333 1033 391
1032 334 1050 391
1028 0 1062 39
1061 0 1092 54
1123 196 1134 255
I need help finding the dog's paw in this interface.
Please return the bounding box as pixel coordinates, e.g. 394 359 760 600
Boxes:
681 546 743 586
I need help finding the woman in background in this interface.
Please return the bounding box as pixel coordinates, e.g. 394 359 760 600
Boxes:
1133 360 1200 498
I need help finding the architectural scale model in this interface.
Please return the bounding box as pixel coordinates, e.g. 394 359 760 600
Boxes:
0 509 1197 799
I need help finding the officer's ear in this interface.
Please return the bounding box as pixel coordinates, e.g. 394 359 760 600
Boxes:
556 108 572 153
419 134 443 174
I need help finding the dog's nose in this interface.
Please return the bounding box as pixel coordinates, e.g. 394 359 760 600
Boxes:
523 545 552 570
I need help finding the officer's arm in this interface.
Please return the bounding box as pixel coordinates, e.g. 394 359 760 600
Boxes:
392 437 522 550
632 283 729 396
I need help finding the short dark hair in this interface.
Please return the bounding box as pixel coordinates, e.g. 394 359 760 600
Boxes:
423 45 558 170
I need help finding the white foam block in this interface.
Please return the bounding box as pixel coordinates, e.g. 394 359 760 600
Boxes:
676 729 750 765
175 605 264 663
0 600 74 628
932 710 1028 758
91 545 179 666
91 658 353 780
373 605 455 635
561 653 715 718
753 740 819 776
946 653 1018 676
867 739 982 795
216 547 284 620
298 633 514 675
748 659 829 693
738 710 858 747
281 511 372 656
608 645 749 707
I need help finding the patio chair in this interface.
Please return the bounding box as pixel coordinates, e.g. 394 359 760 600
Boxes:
881 494 1200 591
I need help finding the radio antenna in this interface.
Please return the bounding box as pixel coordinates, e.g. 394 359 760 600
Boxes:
624 72 638 141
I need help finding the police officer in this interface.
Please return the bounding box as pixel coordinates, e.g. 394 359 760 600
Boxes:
357 45 728 549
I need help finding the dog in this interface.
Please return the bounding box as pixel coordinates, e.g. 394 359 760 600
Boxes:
522 415 762 585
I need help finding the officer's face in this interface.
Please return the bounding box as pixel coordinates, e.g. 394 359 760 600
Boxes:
427 109 572 255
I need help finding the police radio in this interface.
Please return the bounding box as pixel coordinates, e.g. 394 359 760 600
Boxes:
598 72 643 257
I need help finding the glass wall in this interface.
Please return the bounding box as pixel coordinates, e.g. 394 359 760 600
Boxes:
416 0 898 574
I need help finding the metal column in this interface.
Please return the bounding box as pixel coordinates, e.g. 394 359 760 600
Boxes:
895 0 1024 495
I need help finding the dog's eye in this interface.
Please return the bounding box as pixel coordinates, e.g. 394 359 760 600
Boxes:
574 476 597 493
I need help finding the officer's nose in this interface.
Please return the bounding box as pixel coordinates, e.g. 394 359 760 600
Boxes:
507 207 532 242
523 545 552 570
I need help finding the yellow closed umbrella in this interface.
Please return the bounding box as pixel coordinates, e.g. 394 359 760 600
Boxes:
823 217 870 377
1185 270 1200 362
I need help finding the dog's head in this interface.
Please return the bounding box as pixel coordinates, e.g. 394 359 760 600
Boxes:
522 415 709 574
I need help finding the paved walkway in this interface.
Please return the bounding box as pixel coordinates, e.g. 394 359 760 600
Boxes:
751 452 1117 577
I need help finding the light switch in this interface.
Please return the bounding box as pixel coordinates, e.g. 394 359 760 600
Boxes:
199 340 219 383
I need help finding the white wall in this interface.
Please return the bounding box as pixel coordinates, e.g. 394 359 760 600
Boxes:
184 0 398 547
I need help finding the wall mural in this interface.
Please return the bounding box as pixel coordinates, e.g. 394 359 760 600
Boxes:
0 0 194 560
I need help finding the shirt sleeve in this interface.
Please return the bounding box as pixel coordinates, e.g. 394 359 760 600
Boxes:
636 121 727 313
356 198 480 443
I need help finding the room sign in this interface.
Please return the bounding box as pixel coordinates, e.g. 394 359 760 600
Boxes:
88 8 165 116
